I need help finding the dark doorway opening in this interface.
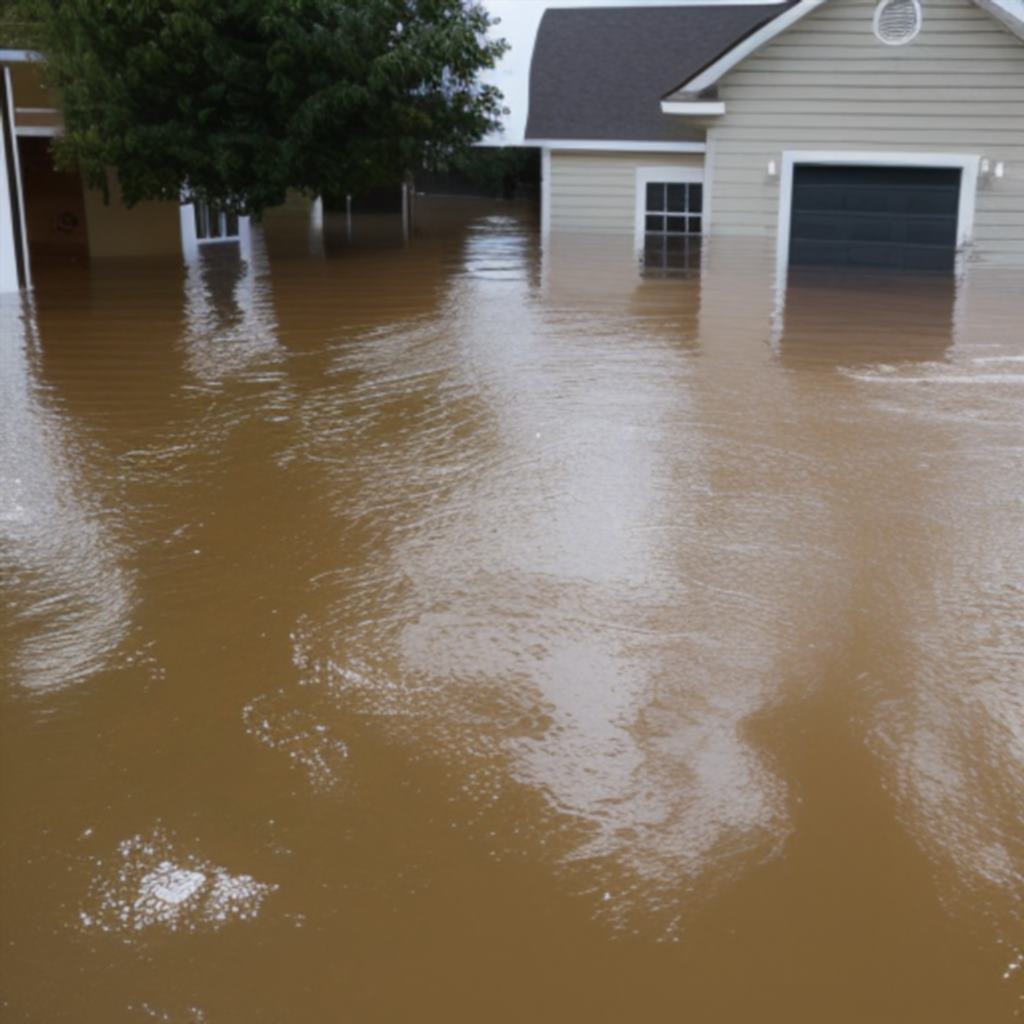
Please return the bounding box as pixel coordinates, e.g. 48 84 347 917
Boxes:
18 136 90 267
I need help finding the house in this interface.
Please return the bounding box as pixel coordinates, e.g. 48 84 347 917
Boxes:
525 0 1024 272
0 50 332 293
0 48 262 292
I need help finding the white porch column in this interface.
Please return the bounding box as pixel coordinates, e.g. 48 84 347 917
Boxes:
1 66 30 292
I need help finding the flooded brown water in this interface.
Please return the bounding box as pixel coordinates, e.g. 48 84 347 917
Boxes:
1 202 1022 1023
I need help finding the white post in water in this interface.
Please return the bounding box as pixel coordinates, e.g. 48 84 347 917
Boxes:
1 65 30 292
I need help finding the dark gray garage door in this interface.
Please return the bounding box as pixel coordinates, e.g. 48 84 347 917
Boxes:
789 165 961 273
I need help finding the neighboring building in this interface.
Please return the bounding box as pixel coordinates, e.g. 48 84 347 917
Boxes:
0 50 264 292
526 0 1024 271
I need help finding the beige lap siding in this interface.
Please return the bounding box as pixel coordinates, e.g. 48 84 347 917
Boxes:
549 151 704 235
708 0 1024 263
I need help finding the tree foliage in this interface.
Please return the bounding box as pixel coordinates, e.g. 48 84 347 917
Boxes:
16 0 507 213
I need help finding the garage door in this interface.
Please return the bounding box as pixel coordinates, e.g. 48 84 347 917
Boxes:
789 165 961 273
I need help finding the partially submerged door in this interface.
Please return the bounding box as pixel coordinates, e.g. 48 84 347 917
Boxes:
789 165 961 273
18 136 89 266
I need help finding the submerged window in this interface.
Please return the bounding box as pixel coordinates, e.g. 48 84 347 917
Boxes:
643 233 701 276
644 181 703 238
193 202 240 243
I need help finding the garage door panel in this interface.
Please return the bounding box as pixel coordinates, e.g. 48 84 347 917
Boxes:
845 191 890 214
907 219 957 246
790 165 961 273
789 239 955 272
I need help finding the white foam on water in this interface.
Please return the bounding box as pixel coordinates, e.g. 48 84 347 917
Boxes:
138 865 206 907
241 688 350 791
80 826 277 937
847 373 1024 384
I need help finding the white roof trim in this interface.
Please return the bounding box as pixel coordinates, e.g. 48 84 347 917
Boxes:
972 0 1024 39
670 0 1023 97
661 101 726 116
0 50 42 63
527 139 706 153
672 0 828 98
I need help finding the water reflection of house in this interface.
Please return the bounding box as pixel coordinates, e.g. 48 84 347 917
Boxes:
776 269 956 368
523 0 1024 273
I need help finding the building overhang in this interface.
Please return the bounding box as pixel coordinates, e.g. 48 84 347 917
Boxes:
0 50 43 63
660 100 727 117
525 138 707 153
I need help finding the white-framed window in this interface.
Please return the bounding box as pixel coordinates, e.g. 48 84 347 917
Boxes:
179 198 250 261
193 202 240 243
635 165 704 272
644 181 703 237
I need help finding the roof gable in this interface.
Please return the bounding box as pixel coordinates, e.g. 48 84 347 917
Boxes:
664 0 1024 100
524 3 795 144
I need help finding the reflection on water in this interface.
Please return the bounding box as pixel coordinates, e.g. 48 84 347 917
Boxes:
642 235 702 279
1 204 1022 1022
777 268 956 368
0 294 133 691
182 234 283 386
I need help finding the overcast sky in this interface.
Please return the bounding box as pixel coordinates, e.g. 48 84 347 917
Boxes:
480 0 778 143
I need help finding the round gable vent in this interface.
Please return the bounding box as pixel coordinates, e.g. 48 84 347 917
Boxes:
874 0 923 45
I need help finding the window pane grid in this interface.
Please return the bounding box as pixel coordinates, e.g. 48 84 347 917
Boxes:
643 181 703 238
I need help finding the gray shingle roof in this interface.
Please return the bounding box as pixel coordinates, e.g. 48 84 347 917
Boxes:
524 3 795 143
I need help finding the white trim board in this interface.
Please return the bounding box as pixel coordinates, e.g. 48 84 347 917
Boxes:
634 164 705 255
540 146 552 237
972 0 1024 40
15 125 60 137
661 101 726 117
526 139 706 154
2 66 30 290
1 74 22 291
0 50 42 63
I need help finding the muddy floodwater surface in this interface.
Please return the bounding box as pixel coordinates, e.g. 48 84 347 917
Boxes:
1 203 1023 1023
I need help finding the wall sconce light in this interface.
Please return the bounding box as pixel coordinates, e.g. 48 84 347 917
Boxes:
767 159 778 177
981 159 1007 180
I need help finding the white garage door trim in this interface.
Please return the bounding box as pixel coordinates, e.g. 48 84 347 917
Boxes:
775 150 981 274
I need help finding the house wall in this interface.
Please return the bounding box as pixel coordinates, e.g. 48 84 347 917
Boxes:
548 150 704 236
82 171 182 259
707 0 1024 263
8 60 56 108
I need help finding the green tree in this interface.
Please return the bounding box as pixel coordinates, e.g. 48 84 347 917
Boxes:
16 0 507 214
